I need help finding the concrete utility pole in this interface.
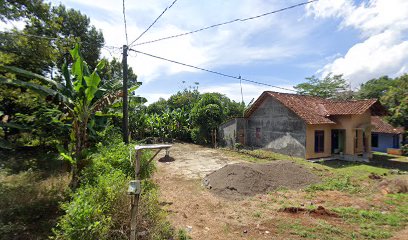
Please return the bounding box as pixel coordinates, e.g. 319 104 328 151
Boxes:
122 45 129 144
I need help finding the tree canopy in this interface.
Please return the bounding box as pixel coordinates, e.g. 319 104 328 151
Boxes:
294 74 349 99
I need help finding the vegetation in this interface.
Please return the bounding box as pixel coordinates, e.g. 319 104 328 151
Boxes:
294 73 349 99
52 132 176 240
0 0 406 239
128 89 244 144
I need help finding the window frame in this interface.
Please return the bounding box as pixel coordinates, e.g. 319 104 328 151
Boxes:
314 130 325 153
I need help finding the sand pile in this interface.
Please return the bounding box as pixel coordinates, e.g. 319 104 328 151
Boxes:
203 161 320 198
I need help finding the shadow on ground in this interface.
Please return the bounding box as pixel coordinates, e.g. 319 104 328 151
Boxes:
318 154 408 171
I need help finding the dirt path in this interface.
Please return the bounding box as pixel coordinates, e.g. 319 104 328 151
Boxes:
157 143 241 179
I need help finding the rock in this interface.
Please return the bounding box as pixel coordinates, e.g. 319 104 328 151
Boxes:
186 226 193 233
265 231 270 234
243 230 248 234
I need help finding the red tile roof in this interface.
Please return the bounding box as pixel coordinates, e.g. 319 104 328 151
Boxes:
245 91 384 125
371 116 404 134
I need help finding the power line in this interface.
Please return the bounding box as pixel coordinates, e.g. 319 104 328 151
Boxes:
133 0 318 46
122 0 129 45
129 48 296 92
128 0 179 47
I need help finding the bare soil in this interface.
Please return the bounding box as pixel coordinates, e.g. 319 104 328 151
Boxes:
153 143 407 239
203 161 320 199
153 143 328 239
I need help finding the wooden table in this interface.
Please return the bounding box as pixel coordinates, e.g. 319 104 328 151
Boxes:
130 144 172 240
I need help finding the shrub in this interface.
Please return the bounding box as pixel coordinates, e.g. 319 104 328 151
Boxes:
81 140 154 186
53 137 174 240
401 144 408 156
52 171 127 239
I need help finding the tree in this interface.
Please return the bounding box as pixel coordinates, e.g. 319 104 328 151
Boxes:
190 93 225 145
357 76 396 100
380 74 408 127
294 73 349 99
167 88 200 112
0 0 106 147
0 44 127 188
0 0 104 75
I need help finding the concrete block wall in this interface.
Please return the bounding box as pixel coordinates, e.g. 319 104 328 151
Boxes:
246 97 306 157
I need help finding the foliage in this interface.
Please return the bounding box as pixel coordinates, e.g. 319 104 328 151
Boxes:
0 44 129 188
294 73 349 99
190 92 244 144
357 76 396 99
380 74 408 127
401 144 408 156
0 0 114 149
52 135 175 240
357 74 407 127
53 170 128 240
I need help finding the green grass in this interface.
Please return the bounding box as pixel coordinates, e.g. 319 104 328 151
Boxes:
225 147 408 239
276 219 349 239
332 197 408 239
306 175 360 193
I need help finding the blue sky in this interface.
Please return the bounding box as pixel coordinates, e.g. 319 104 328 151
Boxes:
14 0 408 103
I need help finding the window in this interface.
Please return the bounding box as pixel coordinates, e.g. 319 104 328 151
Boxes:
314 130 324 153
355 130 359 148
256 128 261 139
372 133 379 148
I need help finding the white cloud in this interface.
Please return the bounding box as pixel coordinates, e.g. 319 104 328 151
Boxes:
52 0 315 84
307 0 408 86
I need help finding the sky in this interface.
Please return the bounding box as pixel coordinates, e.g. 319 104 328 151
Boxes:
7 0 408 104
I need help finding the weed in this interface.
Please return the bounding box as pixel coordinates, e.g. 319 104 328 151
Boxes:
176 229 192 240
332 206 408 239
253 211 262 218
306 176 360 193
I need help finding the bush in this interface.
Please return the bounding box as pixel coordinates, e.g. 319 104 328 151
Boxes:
52 171 127 239
52 136 174 240
401 144 408 156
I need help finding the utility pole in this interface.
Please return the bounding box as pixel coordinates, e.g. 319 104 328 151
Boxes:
122 45 129 144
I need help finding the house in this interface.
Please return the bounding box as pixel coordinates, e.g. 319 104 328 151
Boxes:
371 116 404 154
219 91 386 161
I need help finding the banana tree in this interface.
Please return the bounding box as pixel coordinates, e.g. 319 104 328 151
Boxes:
0 44 129 188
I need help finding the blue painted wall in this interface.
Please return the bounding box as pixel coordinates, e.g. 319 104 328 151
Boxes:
372 133 399 152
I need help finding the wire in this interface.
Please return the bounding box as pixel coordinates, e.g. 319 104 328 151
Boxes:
133 0 318 46
122 0 129 45
128 0 179 47
129 48 296 92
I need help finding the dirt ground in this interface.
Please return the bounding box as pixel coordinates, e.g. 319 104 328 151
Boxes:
153 143 321 239
157 143 241 179
153 143 408 239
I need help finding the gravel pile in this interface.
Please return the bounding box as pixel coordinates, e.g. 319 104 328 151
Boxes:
203 161 320 198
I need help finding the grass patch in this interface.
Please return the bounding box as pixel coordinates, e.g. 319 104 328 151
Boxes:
306 176 360 193
0 170 70 239
332 202 408 239
276 219 349 239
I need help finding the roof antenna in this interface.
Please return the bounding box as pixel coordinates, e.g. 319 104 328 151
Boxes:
239 75 244 117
